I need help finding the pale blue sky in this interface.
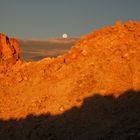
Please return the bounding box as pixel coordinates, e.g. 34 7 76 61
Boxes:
0 0 140 39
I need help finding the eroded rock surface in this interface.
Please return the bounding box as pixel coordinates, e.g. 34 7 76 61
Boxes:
0 33 19 63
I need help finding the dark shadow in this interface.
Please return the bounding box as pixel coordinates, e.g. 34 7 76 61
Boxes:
0 90 140 140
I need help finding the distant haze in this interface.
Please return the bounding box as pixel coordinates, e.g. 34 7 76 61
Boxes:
19 38 78 61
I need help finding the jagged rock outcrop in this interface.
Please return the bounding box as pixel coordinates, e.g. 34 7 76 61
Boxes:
0 33 20 63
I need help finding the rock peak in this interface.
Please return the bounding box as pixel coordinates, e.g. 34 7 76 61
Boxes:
0 33 20 63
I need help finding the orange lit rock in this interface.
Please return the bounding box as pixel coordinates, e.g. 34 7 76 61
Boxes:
0 21 140 119
0 33 20 63
0 21 140 139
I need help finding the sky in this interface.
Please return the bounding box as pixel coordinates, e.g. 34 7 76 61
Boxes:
0 0 140 39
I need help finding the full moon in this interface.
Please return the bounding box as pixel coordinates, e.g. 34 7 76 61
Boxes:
62 33 68 39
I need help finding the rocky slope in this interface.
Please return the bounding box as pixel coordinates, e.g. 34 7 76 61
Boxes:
0 21 140 139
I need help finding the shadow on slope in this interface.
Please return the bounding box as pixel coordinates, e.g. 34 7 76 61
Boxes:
0 90 140 140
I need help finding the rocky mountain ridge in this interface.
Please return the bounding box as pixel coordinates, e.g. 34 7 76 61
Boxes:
0 21 140 140
0 21 140 139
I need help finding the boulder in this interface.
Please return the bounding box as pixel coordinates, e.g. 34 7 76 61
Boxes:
0 33 20 63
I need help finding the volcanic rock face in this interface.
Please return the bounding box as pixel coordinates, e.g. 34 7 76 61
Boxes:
0 33 20 63
0 21 140 139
